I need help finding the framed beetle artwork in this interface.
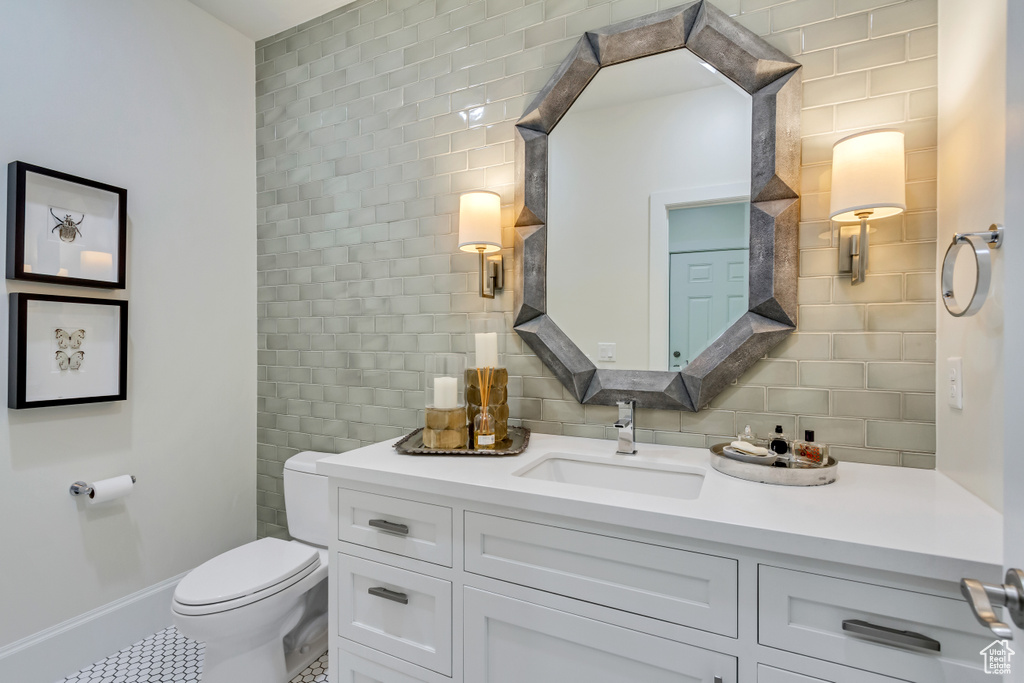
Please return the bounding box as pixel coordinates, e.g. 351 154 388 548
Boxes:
8 293 128 409
6 161 127 288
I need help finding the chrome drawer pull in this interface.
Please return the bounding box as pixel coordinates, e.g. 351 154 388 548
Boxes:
842 619 940 652
368 519 409 535
368 586 409 605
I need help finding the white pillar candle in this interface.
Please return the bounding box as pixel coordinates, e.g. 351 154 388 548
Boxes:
434 376 458 409
475 332 499 368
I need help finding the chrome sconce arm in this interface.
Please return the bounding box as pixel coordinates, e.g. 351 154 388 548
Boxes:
476 247 504 299
838 213 872 285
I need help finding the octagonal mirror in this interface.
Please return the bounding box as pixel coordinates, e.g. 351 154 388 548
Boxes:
513 0 803 411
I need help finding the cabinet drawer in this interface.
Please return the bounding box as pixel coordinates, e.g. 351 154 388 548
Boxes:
757 664 902 683
465 587 735 682
758 565 991 682
336 553 452 676
758 667 827 683
334 649 431 683
465 512 737 636
337 488 452 567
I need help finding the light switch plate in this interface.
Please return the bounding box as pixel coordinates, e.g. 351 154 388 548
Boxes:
948 356 963 409
597 343 616 362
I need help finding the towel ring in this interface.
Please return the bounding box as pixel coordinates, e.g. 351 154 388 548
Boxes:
941 224 1003 317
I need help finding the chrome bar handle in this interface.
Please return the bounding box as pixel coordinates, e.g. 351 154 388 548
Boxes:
368 519 409 535
841 619 940 652
960 568 1024 639
368 586 409 605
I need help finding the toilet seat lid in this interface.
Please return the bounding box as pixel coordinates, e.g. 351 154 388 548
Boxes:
175 537 320 607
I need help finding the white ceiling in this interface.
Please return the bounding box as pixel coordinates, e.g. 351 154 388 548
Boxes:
187 0 357 41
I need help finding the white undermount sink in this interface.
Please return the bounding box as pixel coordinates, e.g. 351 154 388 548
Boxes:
514 452 705 500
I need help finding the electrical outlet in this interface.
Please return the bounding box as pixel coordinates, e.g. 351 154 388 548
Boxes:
948 357 963 409
597 342 616 362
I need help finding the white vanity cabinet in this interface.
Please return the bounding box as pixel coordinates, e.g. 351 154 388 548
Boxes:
318 435 1003 683
326 484 994 683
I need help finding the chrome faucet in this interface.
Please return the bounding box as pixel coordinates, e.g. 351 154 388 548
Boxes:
614 400 637 455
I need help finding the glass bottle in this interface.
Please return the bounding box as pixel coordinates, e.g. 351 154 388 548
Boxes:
793 430 828 467
769 425 789 455
474 405 497 450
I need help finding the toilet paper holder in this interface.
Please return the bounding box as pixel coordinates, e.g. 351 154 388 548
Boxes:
70 476 136 498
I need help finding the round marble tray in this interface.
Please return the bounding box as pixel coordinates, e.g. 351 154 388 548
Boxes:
709 443 838 486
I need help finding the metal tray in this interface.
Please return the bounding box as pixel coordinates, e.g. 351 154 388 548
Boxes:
710 443 838 486
394 426 530 457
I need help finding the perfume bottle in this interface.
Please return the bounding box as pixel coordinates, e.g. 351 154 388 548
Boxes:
793 430 828 467
737 424 755 443
769 425 789 455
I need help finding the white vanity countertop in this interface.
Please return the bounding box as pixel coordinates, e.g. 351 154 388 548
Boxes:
316 433 1002 582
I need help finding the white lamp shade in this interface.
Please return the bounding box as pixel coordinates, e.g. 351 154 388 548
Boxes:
829 130 906 222
458 191 502 253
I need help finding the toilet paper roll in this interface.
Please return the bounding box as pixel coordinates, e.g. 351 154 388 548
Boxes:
88 475 135 504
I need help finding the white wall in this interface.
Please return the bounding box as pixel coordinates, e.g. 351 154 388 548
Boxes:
548 83 751 370
936 0 1006 510
0 0 256 654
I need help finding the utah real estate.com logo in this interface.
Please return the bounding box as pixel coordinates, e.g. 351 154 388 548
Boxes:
981 640 1015 675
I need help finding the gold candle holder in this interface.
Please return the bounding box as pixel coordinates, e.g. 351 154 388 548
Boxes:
466 367 509 448
424 353 468 450
423 406 468 449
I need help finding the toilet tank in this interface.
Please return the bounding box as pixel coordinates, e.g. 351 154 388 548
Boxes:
283 451 330 547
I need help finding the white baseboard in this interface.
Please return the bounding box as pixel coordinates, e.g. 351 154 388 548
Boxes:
0 572 186 683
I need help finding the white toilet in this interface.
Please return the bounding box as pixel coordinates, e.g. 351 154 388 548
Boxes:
172 451 330 683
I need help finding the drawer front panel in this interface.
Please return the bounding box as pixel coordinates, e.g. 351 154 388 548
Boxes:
336 553 452 676
758 565 991 682
337 488 452 567
334 649 432 683
465 587 736 683
757 667 829 683
757 664 901 683
465 512 737 636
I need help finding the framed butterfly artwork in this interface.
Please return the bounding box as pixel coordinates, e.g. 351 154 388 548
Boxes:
8 292 127 408
6 161 128 288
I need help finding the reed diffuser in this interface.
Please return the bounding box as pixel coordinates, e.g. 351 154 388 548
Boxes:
466 313 509 449
473 366 497 449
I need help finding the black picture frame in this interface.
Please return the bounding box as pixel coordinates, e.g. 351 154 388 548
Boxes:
8 293 128 409
7 161 127 289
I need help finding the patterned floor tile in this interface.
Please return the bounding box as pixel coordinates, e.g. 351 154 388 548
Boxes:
55 626 328 683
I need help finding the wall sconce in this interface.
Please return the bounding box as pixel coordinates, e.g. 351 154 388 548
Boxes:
458 191 503 298
829 130 906 284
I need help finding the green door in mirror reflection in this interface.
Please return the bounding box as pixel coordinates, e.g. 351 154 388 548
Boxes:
667 201 750 370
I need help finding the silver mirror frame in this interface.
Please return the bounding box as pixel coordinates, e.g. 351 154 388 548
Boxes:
512 0 802 411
